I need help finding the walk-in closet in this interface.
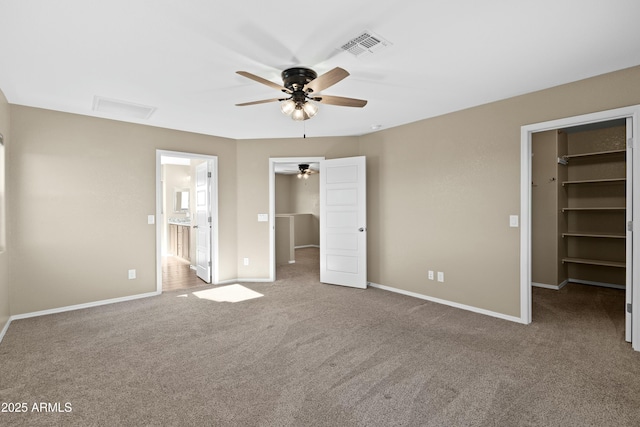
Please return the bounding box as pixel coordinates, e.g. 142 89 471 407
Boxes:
532 119 628 291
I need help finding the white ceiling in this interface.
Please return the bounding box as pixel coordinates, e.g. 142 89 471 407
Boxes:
1 1 640 140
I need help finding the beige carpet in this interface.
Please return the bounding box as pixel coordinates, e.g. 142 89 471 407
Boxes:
1 248 640 426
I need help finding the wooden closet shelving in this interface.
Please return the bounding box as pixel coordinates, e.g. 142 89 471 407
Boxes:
560 140 626 274
561 257 625 268
562 232 625 239
561 207 625 212
562 177 626 186
562 149 626 160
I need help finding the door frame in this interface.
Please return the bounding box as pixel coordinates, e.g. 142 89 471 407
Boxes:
156 150 219 292
268 156 325 281
520 105 640 350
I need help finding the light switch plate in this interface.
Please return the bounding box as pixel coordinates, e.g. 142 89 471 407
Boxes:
509 215 519 227
148 215 155 225
258 214 268 222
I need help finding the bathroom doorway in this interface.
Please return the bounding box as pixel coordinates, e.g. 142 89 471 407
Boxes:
156 150 219 293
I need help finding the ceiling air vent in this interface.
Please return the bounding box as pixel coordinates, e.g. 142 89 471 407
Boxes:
340 31 391 57
92 96 156 120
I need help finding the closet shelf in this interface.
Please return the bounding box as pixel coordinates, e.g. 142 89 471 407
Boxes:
562 257 625 268
562 207 625 212
562 178 626 186
562 149 626 161
562 232 626 239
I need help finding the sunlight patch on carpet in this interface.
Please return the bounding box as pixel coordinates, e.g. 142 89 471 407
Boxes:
192 284 264 303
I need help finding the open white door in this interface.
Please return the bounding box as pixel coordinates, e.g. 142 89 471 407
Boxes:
320 156 367 288
626 117 634 342
195 161 211 283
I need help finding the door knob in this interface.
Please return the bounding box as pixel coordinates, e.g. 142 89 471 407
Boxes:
359 227 366 232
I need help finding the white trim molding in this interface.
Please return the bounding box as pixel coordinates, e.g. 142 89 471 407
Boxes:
532 280 568 291
0 317 11 344
368 282 525 324
9 291 160 322
569 278 625 290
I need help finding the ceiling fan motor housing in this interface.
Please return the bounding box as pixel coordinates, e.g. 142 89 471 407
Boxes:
281 67 317 92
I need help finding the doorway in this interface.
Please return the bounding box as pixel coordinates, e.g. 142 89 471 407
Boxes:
269 156 368 289
520 105 640 350
269 157 324 281
156 150 219 293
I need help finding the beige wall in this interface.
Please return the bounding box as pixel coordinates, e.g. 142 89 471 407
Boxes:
4 65 640 319
275 174 291 214
359 65 640 317
8 106 237 314
276 173 320 246
0 88 9 331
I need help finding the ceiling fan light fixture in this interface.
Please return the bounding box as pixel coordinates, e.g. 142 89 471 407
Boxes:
291 106 307 121
297 163 312 179
302 100 318 118
280 99 296 115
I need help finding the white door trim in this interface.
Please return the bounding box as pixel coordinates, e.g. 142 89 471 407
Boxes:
268 156 325 281
156 150 219 292
520 105 640 350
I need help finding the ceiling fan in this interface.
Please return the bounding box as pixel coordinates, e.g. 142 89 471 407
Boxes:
295 163 316 179
277 163 318 179
235 67 367 121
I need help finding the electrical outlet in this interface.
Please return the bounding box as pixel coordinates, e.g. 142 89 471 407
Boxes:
243 258 249 266
128 269 136 280
437 272 444 282
428 270 434 280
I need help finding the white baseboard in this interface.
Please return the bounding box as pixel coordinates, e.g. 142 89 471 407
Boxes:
569 278 625 290
533 278 624 290
0 317 11 344
213 278 274 285
9 291 160 321
532 280 568 290
213 278 242 285
368 282 525 324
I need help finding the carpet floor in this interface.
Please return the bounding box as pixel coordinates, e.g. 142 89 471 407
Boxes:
1 248 640 426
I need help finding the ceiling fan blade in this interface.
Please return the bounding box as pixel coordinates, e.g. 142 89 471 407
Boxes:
236 71 290 93
314 95 367 108
235 98 283 106
305 67 349 93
